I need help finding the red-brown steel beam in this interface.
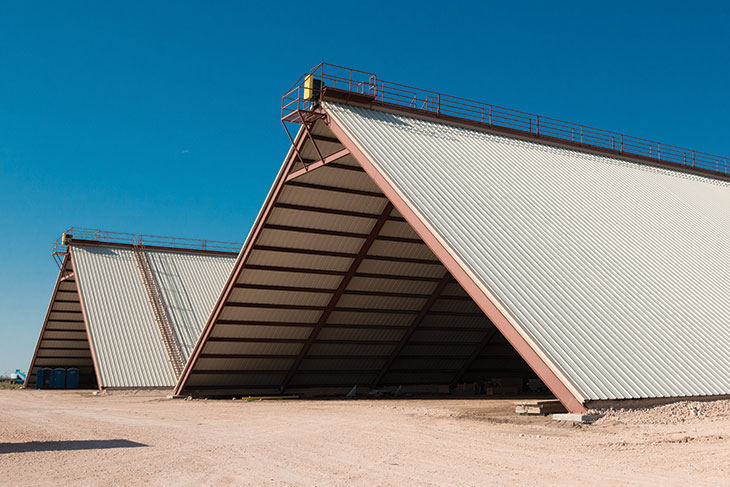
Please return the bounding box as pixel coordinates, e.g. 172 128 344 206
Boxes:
311 134 341 144
244 264 445 282
370 271 452 388
213 320 492 333
274 202 407 222
38 337 88 342
225 302 326 311
34 346 91 351
285 181 386 199
324 162 365 173
206 338 408 346
263 223 423 244
232 283 459 299
198 353 390 360
60 272 75 281
252 244 440 265
279 202 395 392
449 328 500 387
222 303 479 315
285 148 350 182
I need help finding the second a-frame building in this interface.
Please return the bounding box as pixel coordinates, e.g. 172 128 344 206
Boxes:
26 229 238 389
175 65 730 413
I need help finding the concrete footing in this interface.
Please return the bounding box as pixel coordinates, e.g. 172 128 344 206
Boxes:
552 413 601 424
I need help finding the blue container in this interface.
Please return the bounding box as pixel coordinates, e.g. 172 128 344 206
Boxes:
35 369 45 389
40 368 53 389
53 368 66 389
66 368 80 389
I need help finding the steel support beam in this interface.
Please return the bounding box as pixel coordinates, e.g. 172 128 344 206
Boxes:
244 264 444 282
279 202 395 392
370 271 451 388
285 148 350 182
60 272 75 282
449 328 499 387
285 181 386 199
273 202 407 222
311 134 342 144
251 244 439 265
262 223 422 244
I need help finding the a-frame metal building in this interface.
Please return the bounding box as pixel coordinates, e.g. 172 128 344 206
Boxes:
26 229 238 389
175 65 730 413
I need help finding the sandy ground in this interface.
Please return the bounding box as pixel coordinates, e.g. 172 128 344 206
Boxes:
1 390 729 486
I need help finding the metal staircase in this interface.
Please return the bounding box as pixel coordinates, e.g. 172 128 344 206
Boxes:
133 242 185 377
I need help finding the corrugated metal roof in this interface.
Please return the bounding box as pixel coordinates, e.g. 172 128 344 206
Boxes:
326 101 730 401
145 250 235 361
72 244 235 388
72 245 176 387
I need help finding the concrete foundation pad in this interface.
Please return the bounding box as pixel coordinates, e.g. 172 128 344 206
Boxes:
552 413 602 424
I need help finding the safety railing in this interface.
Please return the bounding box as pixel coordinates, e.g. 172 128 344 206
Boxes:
55 227 242 254
283 63 729 176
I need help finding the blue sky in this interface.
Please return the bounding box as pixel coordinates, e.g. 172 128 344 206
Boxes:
1 1 729 375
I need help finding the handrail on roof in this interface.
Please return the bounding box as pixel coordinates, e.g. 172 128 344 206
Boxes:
52 227 242 266
282 63 729 177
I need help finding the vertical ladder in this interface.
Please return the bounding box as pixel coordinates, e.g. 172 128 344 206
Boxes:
133 243 185 377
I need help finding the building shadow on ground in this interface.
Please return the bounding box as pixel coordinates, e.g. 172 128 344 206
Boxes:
0 439 147 454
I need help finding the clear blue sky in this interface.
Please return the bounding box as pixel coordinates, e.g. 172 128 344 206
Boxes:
2 1 729 376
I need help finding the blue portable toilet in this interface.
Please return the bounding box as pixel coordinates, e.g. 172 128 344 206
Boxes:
40 368 53 389
53 368 66 389
66 368 79 389
35 369 45 389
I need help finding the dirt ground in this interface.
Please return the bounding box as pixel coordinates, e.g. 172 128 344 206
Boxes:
1 390 729 486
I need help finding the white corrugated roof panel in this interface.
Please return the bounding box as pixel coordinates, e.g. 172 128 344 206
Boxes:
326 101 730 401
72 244 235 388
72 245 176 387
145 250 235 360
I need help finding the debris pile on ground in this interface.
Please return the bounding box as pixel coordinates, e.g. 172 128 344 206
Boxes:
592 399 730 425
